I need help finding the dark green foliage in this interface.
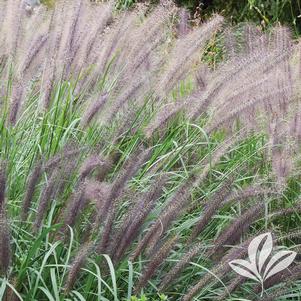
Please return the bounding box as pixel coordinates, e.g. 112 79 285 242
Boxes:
118 0 301 36
195 0 301 35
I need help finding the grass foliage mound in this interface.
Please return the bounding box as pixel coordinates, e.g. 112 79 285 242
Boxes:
0 1 301 300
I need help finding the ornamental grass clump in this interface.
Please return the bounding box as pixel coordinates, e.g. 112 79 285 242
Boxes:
0 1 301 300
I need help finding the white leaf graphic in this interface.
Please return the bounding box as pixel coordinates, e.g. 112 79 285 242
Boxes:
229 259 260 282
248 233 271 264
257 233 273 273
229 232 296 297
263 250 297 281
247 232 272 278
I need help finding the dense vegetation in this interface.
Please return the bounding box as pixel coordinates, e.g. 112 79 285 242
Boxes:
112 0 301 36
177 0 301 35
0 1 301 301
